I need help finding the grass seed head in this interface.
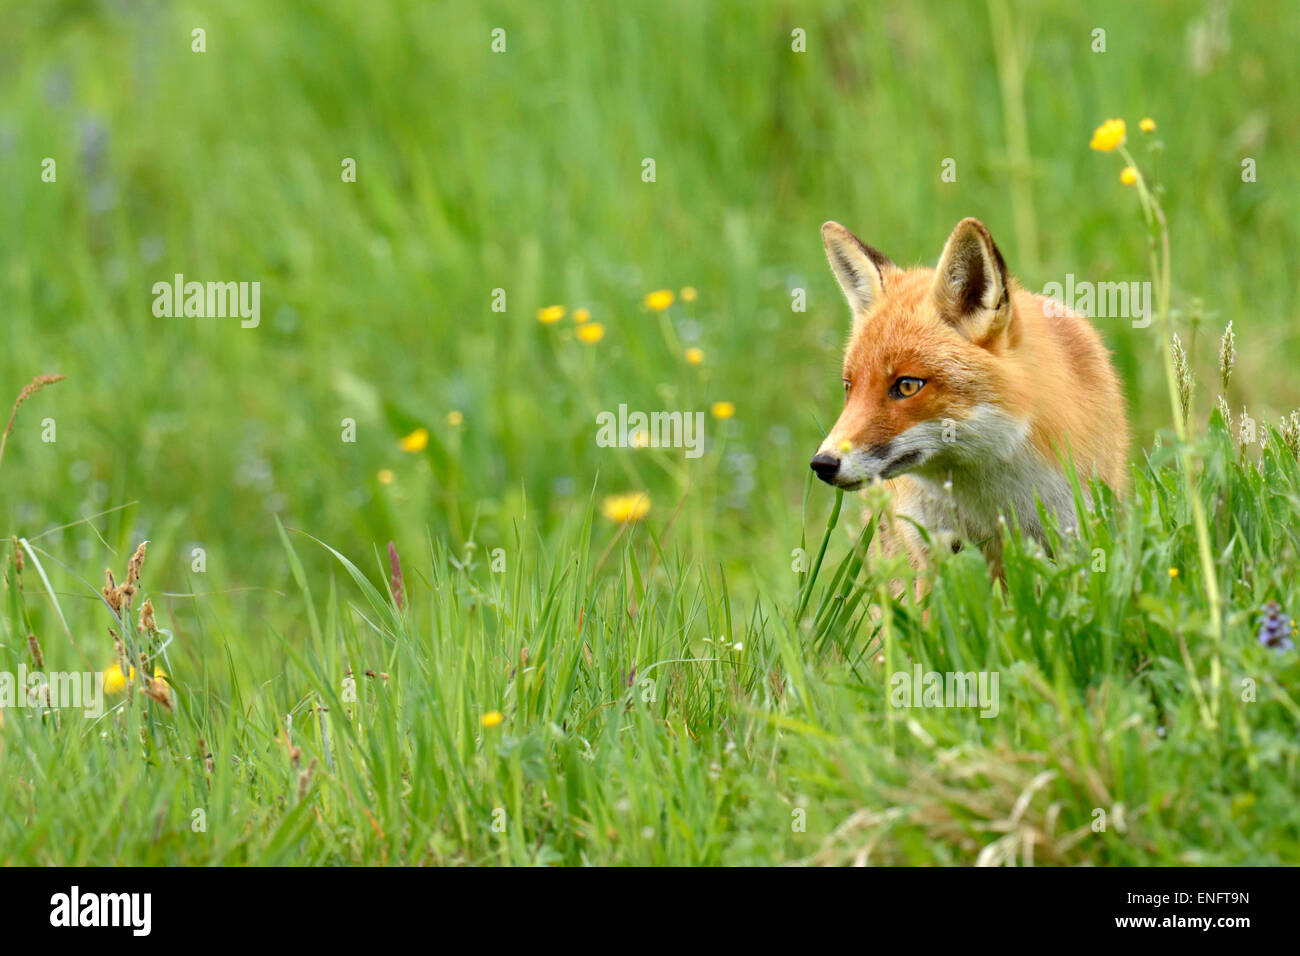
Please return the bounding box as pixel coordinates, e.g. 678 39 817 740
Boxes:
102 570 122 613
26 634 44 669
0 374 65 474
144 674 173 710
1171 333 1192 423
138 598 156 634
126 540 148 588
1219 321 1236 393
1216 395 1232 431
387 540 405 610
1280 411 1300 459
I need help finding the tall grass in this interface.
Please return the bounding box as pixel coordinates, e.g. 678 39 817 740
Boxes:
3 397 1298 864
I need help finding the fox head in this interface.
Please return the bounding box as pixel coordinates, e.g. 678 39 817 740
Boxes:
811 217 1029 489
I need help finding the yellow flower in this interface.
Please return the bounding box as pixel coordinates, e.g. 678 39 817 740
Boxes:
629 428 650 448
601 492 651 524
573 308 591 324
103 663 166 695
1120 166 1138 186
482 710 504 728
537 304 566 324
680 286 698 303
377 469 395 485
103 662 131 695
644 290 674 311
446 410 464 427
1168 567 1179 578
400 427 429 452
711 401 736 420
576 322 606 344
1089 118 1126 152
684 347 704 365
1140 117 1156 133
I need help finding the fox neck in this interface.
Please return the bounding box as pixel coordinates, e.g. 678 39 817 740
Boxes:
909 405 1077 547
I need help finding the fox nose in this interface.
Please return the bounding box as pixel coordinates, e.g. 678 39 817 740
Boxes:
810 453 841 482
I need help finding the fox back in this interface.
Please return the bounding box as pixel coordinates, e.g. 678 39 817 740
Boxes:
811 217 1128 569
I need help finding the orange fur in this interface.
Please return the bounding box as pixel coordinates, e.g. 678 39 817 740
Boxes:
812 218 1129 576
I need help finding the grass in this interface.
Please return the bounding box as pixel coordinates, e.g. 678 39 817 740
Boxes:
3 413 1299 865
1 0 1298 865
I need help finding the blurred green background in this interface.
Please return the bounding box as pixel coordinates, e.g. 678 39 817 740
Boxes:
1 0 1296 658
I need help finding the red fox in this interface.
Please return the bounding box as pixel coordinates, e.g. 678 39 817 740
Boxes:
811 218 1129 575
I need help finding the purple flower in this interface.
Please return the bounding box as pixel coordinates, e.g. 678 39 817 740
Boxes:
1257 602 1295 653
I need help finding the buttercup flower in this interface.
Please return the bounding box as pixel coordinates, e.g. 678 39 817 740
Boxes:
400 427 429 452
644 290 674 311
601 492 651 524
680 286 698 303
103 663 167 695
576 322 605 344
537 305 566 324
1168 568 1179 578
684 347 704 365
482 710 504 728
377 469 395 485
711 401 736 420
1120 166 1138 186
573 307 591 324
103 662 130 695
1089 118 1127 152
1140 117 1156 133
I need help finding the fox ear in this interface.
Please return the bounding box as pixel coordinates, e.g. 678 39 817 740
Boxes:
822 221 893 316
932 217 1010 342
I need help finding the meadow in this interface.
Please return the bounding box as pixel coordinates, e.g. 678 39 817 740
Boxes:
1 0 1298 865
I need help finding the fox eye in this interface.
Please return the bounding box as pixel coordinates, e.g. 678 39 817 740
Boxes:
890 377 926 399
842 378 852 395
